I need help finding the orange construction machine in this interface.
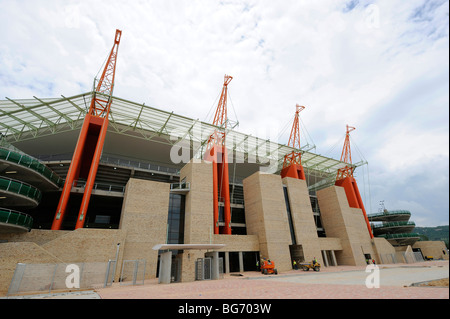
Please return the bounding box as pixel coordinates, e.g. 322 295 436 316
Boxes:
260 259 278 275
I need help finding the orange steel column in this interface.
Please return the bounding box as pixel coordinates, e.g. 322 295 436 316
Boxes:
335 125 373 239
52 114 91 230
205 144 232 235
51 29 122 230
335 176 374 238
75 116 109 229
211 154 219 234
218 146 231 235
351 177 373 239
204 75 233 235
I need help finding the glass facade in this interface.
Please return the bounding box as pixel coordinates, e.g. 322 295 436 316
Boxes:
283 186 297 245
310 195 326 237
167 193 186 244
231 207 246 224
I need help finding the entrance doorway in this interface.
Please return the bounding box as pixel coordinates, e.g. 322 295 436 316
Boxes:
322 250 337 266
242 252 260 271
229 252 240 272
289 245 304 268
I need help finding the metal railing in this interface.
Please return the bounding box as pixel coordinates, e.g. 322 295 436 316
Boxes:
218 196 244 206
100 155 180 175
71 180 194 195
0 207 33 230
379 233 421 239
371 221 416 229
0 147 63 187
170 182 190 192
368 210 411 219
119 259 146 285
38 152 180 175
70 179 126 194
0 176 42 203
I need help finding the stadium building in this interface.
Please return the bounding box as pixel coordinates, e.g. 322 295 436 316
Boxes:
0 30 447 294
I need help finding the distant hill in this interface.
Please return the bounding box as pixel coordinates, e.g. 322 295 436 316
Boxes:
415 225 449 247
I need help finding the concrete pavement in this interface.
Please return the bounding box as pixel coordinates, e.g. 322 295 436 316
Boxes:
258 264 449 287
4 260 448 299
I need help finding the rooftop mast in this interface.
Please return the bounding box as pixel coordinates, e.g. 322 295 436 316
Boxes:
280 104 306 180
335 125 373 238
52 29 122 230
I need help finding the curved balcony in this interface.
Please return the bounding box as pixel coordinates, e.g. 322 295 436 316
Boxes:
0 207 33 233
0 147 63 190
0 177 42 208
379 233 421 247
371 221 416 236
368 210 411 222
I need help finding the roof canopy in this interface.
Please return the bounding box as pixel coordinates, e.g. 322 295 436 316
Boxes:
0 91 366 191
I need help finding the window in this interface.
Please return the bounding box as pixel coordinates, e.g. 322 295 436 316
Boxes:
167 194 186 244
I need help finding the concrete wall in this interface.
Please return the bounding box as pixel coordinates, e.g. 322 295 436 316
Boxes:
0 228 126 295
318 237 342 251
283 177 323 265
213 234 259 252
317 185 376 266
179 160 261 280
43 229 126 263
4 159 430 292
178 160 214 282
243 171 292 272
413 241 449 260
0 242 61 295
180 249 205 282
0 177 168 295
371 237 396 264
180 160 214 245
119 178 170 279
0 229 69 246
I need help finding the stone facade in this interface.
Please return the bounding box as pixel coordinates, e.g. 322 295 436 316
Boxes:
178 160 261 281
283 177 323 265
119 178 170 279
243 172 292 272
2 160 443 294
317 185 376 266
180 160 214 245
413 241 449 260
0 228 126 294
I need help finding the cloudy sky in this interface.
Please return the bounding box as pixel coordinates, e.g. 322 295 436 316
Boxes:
0 0 448 226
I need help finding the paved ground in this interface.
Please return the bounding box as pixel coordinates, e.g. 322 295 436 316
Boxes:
3 290 101 299
94 260 448 300
5 260 448 299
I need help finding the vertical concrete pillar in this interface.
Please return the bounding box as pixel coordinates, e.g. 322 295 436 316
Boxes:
225 252 230 273
119 178 170 280
317 185 376 266
322 250 329 267
331 250 338 266
179 160 213 245
283 177 323 266
243 172 292 272
239 251 244 272
211 251 220 280
159 251 172 284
